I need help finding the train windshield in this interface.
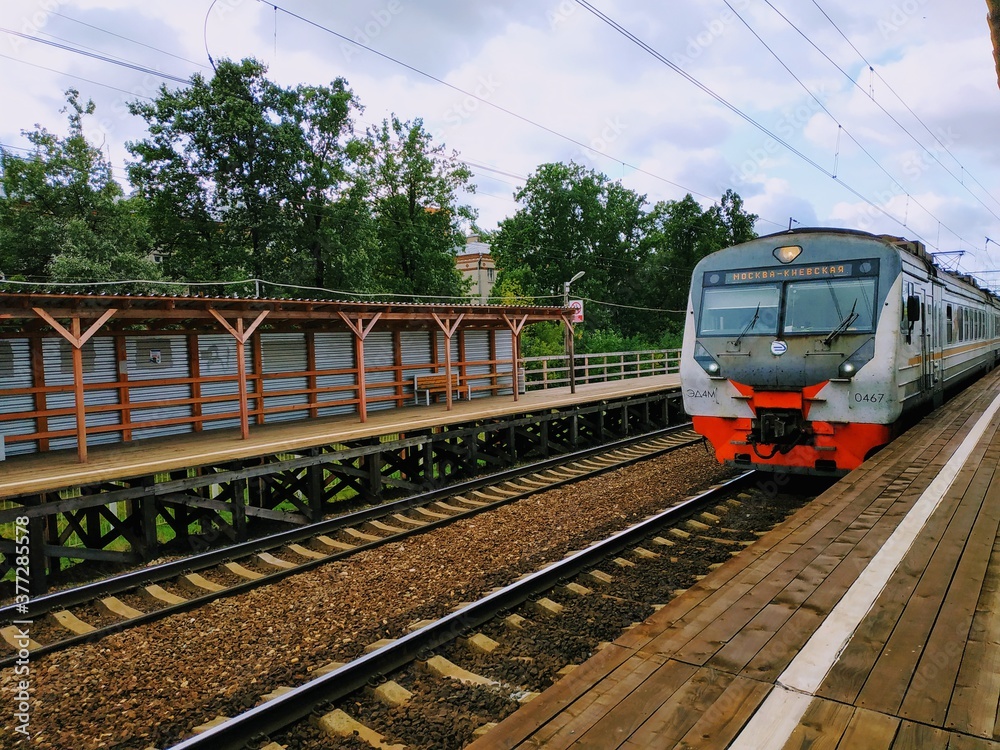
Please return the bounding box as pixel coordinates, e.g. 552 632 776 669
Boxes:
784 278 876 334
698 285 780 336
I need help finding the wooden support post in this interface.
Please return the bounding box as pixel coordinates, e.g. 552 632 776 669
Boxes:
28 515 47 596
235 327 248 438
366 439 383 502
136 476 158 560
207 308 269 440
231 482 248 541
32 306 118 462
502 314 528 403
308 452 324 521
337 312 382 423
431 313 465 411
353 333 366 421
422 439 435 489
71 320 86 460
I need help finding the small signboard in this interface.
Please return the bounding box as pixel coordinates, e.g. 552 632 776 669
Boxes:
569 299 584 323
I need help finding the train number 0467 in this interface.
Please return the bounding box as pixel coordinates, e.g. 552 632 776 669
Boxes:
854 392 886 403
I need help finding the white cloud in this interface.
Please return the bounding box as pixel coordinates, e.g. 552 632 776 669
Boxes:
1 0 998 276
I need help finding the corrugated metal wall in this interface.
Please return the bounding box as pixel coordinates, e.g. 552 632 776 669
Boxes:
364 331 397 412
45 337 121 452
198 334 255 432
463 330 492 399
402 330 434 403
127 335 194 441
496 330 515 395
314 331 356 417
0 339 37 456
434 331 461 367
0 325 522 455
260 333 308 424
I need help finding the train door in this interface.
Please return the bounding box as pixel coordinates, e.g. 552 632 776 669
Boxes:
927 282 945 406
918 287 932 390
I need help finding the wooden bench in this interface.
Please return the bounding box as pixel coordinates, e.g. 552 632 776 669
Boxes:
413 373 471 405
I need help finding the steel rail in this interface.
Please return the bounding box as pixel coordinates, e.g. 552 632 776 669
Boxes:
0 425 701 665
169 470 756 750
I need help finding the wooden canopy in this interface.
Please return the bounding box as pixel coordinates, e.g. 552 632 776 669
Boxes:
0 291 575 462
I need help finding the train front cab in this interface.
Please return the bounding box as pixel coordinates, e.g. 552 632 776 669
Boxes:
681 231 913 476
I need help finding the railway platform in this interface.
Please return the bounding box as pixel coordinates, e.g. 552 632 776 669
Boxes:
0 374 680 500
470 367 1000 749
0 374 683 593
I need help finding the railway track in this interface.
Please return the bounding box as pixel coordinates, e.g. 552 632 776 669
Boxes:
0 425 702 665
171 471 768 750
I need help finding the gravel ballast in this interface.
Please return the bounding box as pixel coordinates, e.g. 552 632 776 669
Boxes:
2 446 736 749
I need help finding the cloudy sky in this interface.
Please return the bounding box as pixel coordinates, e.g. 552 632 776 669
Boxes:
3 0 1000 284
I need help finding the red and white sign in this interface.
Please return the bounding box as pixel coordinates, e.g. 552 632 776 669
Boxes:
569 299 584 323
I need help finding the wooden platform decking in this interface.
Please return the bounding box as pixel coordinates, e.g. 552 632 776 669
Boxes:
0 375 680 501
470 368 1000 749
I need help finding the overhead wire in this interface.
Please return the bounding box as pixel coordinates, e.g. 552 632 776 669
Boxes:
0 52 155 101
1 27 191 84
572 0 946 248
252 0 802 232
254 0 730 208
720 0 987 251
50 10 210 70
809 0 1000 214
760 0 1000 225
5 2 786 233
1 3 871 294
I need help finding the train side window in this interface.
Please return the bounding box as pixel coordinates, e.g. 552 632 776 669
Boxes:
946 305 953 344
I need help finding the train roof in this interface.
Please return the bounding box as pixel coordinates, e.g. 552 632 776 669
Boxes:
735 227 997 303
756 226 930 260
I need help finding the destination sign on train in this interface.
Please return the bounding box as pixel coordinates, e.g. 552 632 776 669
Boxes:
724 263 854 284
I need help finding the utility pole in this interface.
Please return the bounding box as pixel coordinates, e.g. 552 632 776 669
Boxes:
563 271 585 393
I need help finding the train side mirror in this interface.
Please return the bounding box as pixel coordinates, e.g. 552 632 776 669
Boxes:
907 295 921 323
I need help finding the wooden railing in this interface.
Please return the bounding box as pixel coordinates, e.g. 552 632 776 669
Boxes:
521 349 681 390
0 346 680 458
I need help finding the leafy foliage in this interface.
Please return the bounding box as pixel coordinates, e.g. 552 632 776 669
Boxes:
0 89 160 290
1 65 757 358
356 117 474 299
493 163 758 351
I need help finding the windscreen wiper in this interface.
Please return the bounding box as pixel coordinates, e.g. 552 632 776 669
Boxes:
733 303 760 348
823 299 859 345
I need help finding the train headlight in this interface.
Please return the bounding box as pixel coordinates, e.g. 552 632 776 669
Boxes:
774 245 802 263
694 342 724 378
835 338 874 381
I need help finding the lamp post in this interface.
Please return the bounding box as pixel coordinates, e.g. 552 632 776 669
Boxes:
564 271 585 393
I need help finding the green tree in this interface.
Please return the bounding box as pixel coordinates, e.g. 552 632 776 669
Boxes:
0 89 159 288
490 162 647 332
637 191 758 332
128 59 365 293
281 80 367 290
714 188 758 248
357 116 474 299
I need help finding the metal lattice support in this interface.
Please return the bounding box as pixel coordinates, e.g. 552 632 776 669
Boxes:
0 389 683 593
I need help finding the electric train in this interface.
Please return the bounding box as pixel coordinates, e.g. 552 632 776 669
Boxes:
680 228 1000 475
